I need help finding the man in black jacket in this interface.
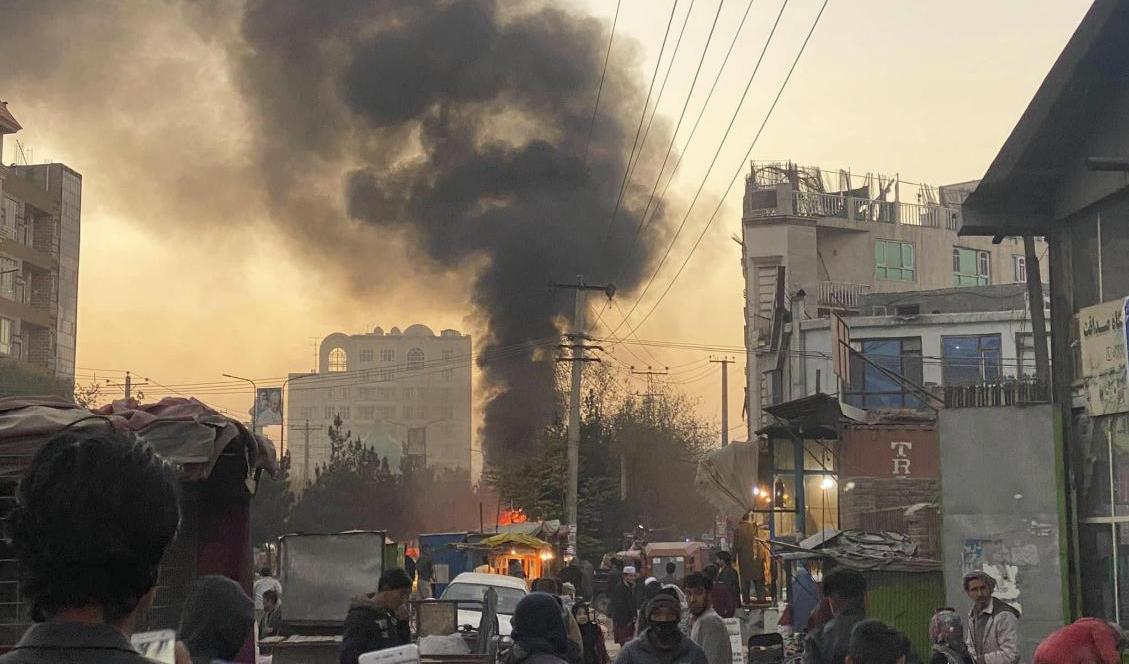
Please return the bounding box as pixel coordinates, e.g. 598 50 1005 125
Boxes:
340 569 413 664
804 569 868 664
609 566 639 646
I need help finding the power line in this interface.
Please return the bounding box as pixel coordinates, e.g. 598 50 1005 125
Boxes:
583 0 622 164
611 0 794 338
623 0 730 266
602 0 680 241
622 0 831 337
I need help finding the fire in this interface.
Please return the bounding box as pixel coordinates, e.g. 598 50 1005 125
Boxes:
498 508 528 525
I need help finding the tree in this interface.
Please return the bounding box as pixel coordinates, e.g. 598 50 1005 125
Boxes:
73 381 104 409
251 452 296 547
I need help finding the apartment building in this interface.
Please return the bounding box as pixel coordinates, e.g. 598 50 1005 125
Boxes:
0 102 81 383
741 162 1044 435
286 324 472 488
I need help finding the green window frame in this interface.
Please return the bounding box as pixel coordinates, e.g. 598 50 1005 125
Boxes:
875 240 915 281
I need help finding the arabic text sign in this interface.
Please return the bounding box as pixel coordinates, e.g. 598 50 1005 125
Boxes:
1078 298 1129 416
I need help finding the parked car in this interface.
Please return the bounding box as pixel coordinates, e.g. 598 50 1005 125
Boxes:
439 572 528 636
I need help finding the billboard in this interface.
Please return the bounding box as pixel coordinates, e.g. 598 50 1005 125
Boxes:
254 387 283 427
1078 298 1129 415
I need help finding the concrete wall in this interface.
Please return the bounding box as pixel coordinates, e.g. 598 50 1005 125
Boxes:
939 404 1065 662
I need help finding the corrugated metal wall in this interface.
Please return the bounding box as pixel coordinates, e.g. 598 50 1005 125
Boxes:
865 571 945 659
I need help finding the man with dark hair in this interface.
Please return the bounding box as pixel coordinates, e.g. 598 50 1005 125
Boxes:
0 427 182 664
846 620 910 664
340 568 413 664
963 572 1019 664
715 552 741 608
180 575 255 664
659 562 679 588
684 573 731 664
609 565 639 646
803 568 868 664
417 546 435 597
614 594 707 664
259 590 282 643
702 565 735 619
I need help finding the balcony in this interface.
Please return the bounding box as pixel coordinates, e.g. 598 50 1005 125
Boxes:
817 281 870 312
743 173 963 230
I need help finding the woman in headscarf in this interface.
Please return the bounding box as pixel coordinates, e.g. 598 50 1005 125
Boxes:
506 593 572 664
929 608 972 664
178 575 254 664
572 602 609 664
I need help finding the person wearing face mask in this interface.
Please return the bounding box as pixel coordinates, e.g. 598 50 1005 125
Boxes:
572 603 609 664
339 569 413 664
614 594 707 664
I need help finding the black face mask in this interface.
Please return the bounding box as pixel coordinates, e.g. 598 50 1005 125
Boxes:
651 621 682 649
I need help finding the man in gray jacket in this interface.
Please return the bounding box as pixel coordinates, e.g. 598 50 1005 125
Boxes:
963 572 1020 664
614 594 708 664
684 573 733 664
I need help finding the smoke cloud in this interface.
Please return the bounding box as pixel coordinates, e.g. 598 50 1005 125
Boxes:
2 0 676 462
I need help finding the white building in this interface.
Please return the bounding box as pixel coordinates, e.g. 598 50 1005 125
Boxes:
741 162 1046 433
772 284 1047 411
286 324 472 488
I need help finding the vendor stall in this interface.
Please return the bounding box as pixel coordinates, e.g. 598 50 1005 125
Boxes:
472 533 555 581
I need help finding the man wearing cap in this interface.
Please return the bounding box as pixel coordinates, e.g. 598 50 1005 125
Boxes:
963 571 1019 664
614 594 707 664
610 566 640 646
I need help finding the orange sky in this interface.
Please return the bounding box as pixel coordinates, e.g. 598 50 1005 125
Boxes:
0 0 1093 469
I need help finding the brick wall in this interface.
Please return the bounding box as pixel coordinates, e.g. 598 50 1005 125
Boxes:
23 327 53 373
840 476 940 556
30 214 56 257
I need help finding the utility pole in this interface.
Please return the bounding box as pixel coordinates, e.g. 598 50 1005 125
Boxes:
710 356 735 446
552 276 614 559
628 366 668 501
106 371 148 402
289 419 318 486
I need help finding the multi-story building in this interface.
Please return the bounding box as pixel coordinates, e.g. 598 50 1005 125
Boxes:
740 161 1044 435
286 324 472 488
0 101 81 383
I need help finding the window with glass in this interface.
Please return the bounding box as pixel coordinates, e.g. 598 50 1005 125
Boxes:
407 348 425 370
941 334 1002 385
328 348 347 372
953 247 990 286
0 317 12 356
381 349 395 362
1075 413 1129 624
875 240 915 281
359 349 374 363
1013 255 1027 283
0 257 18 301
846 337 923 409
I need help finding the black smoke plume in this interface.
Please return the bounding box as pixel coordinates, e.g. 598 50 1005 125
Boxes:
236 0 672 461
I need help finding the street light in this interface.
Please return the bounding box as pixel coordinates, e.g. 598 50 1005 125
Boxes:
280 372 316 458
222 373 258 433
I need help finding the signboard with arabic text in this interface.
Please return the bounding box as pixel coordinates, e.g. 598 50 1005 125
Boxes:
1078 298 1129 416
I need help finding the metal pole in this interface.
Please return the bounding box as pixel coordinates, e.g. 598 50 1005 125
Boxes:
566 279 587 556
711 357 733 446
304 419 311 487
223 373 259 432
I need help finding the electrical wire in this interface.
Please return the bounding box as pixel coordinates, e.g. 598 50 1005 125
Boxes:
602 0 680 242
583 0 622 164
622 0 831 338
610 0 794 338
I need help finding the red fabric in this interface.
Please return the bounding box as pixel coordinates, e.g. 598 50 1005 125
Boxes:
711 585 737 619
1033 618 1120 664
613 621 635 645
806 597 834 632
197 491 254 663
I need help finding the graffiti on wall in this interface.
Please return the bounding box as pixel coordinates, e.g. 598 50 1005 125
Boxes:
962 529 1045 612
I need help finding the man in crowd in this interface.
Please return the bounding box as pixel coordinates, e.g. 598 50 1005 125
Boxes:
659 562 680 588
259 590 282 643
559 557 584 595
609 565 639 646
684 573 732 664
803 568 868 664
715 553 741 608
340 568 413 664
847 620 912 664
702 565 735 619
417 546 435 597
614 594 707 664
733 512 766 603
254 567 282 623
963 572 1019 664
179 575 255 664
0 427 183 664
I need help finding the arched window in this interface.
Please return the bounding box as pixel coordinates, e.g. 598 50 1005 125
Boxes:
328 348 347 372
407 348 425 371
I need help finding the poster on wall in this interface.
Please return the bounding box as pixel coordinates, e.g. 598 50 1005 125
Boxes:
1078 298 1129 416
253 387 284 427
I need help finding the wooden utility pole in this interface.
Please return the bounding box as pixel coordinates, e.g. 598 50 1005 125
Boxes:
710 356 735 446
289 419 318 486
552 277 614 558
1023 235 1050 385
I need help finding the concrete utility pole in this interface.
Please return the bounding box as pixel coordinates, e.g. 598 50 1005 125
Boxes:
552 277 614 559
710 356 735 446
106 371 148 401
289 419 318 486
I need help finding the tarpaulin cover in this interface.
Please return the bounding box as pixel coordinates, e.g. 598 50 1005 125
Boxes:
477 533 551 550
493 520 563 538
0 395 277 483
694 441 758 518
278 531 386 627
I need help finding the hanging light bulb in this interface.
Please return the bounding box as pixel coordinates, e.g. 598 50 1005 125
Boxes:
820 476 835 490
